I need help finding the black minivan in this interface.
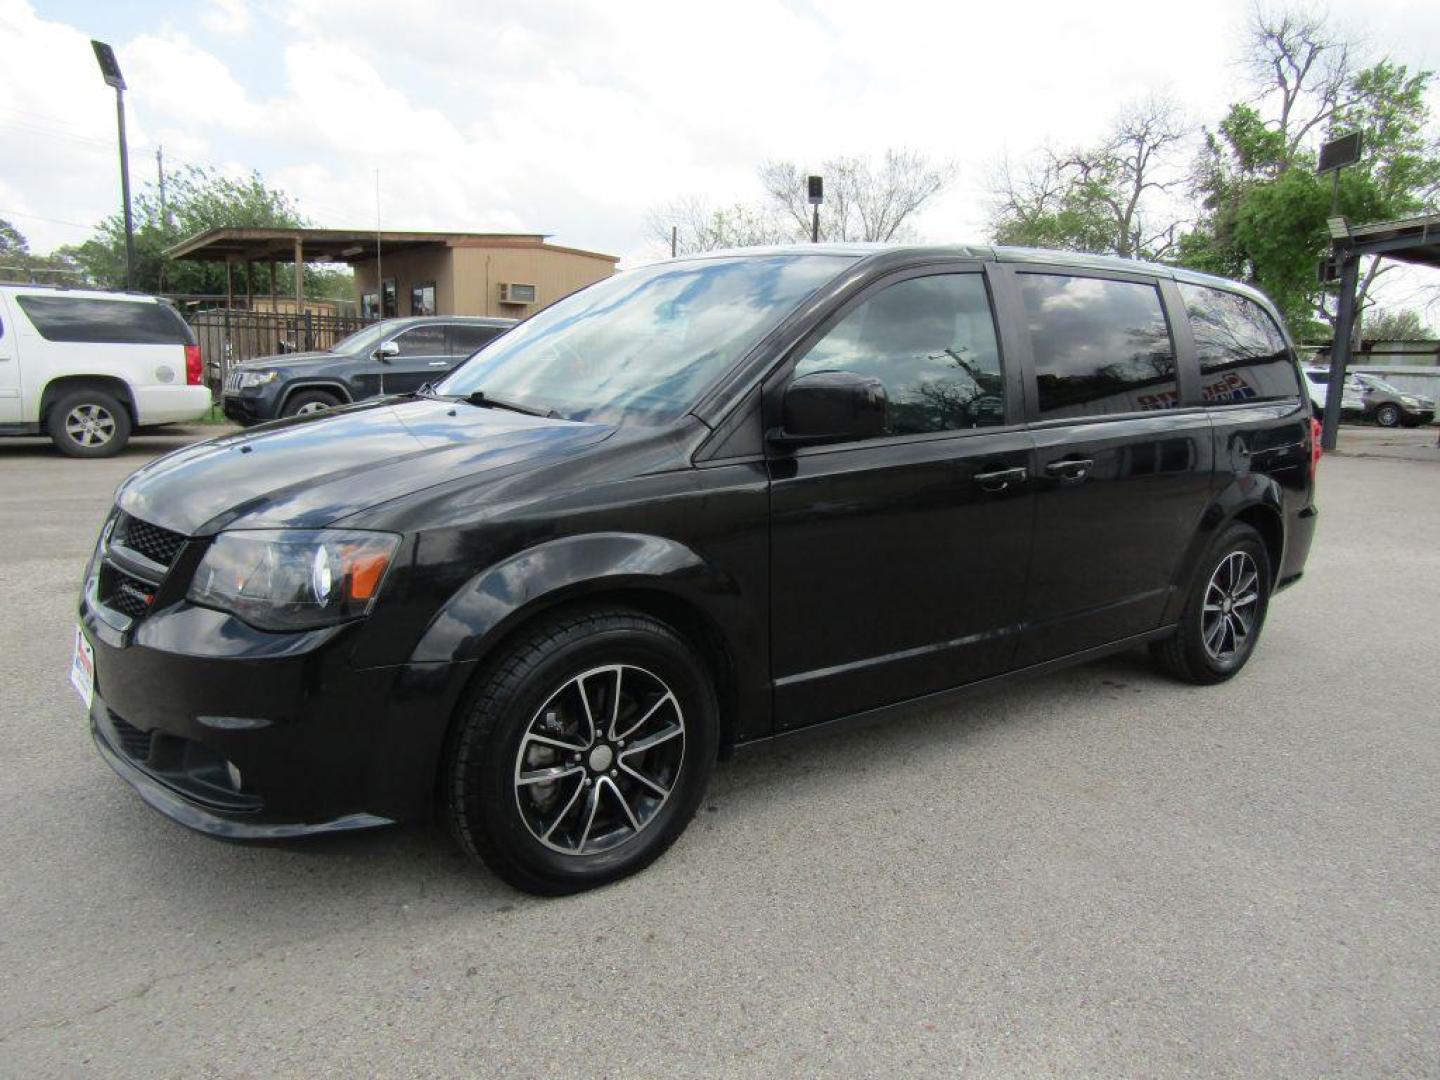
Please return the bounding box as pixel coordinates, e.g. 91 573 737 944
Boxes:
75 245 1318 894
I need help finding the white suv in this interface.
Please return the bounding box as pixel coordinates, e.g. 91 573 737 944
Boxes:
0 285 211 457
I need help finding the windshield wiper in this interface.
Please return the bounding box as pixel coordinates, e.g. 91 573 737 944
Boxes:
461 390 560 419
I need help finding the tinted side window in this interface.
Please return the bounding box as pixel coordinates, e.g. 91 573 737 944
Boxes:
15 296 192 344
1180 283 1300 403
793 273 1004 436
391 324 447 357
1017 273 1177 417
449 324 502 356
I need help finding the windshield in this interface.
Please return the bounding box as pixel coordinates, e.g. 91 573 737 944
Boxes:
331 320 403 355
437 254 854 424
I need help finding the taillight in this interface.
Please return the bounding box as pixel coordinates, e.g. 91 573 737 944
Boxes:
1309 417 1323 480
185 344 203 386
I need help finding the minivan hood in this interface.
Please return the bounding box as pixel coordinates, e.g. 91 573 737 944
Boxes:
117 399 614 535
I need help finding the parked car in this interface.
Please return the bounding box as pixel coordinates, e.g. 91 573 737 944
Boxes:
1302 368 1366 421
1349 371 1435 427
221 315 515 424
75 245 1317 895
0 284 210 457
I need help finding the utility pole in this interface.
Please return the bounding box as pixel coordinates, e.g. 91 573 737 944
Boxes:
374 168 383 319
156 146 167 228
156 146 167 294
92 41 135 290
670 225 677 258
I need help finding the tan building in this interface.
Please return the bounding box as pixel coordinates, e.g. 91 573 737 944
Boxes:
166 227 619 319
350 233 619 319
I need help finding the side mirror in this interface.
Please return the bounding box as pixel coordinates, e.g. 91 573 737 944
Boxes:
374 340 400 362
771 370 888 445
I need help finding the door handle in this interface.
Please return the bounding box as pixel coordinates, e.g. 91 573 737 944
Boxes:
973 465 1028 492
1044 457 1094 481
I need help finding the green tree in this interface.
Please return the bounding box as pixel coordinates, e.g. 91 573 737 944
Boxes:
61 165 353 301
1177 7 1440 336
1363 307 1431 340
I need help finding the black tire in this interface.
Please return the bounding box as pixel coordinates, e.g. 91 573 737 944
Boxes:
443 607 718 895
280 389 341 418
46 388 131 458
1151 523 1271 685
1375 403 1401 428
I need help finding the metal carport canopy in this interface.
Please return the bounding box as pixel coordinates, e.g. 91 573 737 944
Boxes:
1322 211 1440 450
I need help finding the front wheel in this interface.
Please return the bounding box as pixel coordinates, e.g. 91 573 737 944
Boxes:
281 389 341 418
443 607 718 895
1151 523 1271 685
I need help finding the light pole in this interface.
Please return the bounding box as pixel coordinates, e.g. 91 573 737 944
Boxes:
91 40 135 291
807 175 823 243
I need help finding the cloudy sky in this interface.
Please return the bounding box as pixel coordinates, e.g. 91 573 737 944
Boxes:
2 0 1438 294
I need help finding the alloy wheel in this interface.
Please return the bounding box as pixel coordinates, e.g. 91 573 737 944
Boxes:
295 401 330 415
64 404 116 448
1201 550 1260 662
513 664 686 855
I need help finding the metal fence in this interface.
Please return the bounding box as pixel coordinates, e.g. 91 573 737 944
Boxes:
188 309 376 394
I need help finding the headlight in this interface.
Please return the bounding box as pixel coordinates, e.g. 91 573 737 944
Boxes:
187 529 400 631
237 370 279 389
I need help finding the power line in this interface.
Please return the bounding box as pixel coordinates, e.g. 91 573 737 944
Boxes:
0 207 94 231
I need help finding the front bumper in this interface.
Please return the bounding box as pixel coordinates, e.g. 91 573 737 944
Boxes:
220 391 271 425
80 595 468 839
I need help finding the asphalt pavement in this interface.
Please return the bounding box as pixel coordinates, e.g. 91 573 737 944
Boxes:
0 429 1436 1077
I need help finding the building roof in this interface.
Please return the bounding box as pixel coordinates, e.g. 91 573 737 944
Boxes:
1339 212 1440 270
164 227 620 265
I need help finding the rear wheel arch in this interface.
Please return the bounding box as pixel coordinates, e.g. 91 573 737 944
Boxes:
39 375 137 428
1231 503 1284 586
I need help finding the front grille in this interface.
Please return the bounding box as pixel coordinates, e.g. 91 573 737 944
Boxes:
113 512 186 568
98 564 156 620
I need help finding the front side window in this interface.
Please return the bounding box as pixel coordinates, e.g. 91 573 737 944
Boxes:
439 254 854 425
449 324 502 356
1017 274 1177 417
1180 283 1299 403
15 295 192 345
792 273 1005 436
391 324 447 357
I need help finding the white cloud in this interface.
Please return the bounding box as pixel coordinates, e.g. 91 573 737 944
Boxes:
200 0 250 36
0 0 1437 313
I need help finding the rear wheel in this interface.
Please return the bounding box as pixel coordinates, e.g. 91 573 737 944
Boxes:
47 389 131 458
1151 523 1271 685
281 389 341 418
444 607 718 895
1375 403 1402 428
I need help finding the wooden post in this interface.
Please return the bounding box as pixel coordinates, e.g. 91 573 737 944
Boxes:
294 237 304 313
269 257 277 312
224 258 233 310
244 260 253 309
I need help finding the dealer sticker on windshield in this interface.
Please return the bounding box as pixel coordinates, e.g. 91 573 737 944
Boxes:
70 626 95 711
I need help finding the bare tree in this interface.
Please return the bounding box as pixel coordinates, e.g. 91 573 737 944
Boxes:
758 150 953 243
1243 4 1359 166
644 196 790 257
988 94 1188 260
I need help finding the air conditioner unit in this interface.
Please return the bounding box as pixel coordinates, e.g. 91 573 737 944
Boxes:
499 283 537 305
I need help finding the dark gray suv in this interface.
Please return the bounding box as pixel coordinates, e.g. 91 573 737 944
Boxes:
221 316 514 424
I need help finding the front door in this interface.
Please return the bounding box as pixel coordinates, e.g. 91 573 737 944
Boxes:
1004 267 1215 667
381 323 453 394
768 267 1035 731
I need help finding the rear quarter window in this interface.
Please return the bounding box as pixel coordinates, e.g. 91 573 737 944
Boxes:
14 295 193 345
1179 283 1299 403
